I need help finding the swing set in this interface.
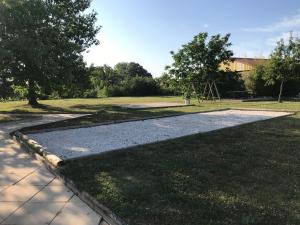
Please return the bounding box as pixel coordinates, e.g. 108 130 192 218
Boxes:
191 80 221 103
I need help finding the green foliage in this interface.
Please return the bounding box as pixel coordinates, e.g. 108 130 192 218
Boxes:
90 65 118 92
264 36 300 102
87 63 159 97
120 76 160 96
100 77 159 97
217 71 245 97
114 62 152 78
0 79 13 100
11 85 28 100
244 65 277 96
245 60 300 98
0 0 100 105
166 32 233 98
157 73 181 95
52 59 92 98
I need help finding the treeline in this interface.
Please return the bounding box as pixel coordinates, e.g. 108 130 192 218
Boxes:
0 61 247 101
2 60 299 101
0 62 165 101
87 62 161 97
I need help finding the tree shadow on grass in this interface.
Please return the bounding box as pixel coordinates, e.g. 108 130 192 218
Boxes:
0 104 74 114
0 103 114 114
60 114 300 225
32 103 74 113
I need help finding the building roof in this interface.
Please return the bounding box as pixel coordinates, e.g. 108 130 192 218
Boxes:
232 57 268 67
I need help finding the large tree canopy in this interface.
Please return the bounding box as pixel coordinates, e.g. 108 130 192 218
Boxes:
166 32 233 99
0 0 100 105
264 36 300 102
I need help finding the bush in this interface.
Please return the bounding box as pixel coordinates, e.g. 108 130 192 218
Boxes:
123 77 160 96
94 76 161 97
83 89 97 98
243 65 276 96
244 65 300 97
12 85 28 100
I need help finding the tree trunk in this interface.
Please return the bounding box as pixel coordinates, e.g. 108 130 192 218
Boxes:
28 79 38 106
278 80 284 103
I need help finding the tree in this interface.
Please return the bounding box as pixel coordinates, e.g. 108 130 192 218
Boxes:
53 57 92 98
122 76 160 96
264 36 300 102
0 0 100 105
166 32 233 101
0 52 13 99
114 62 152 78
89 65 117 96
157 73 180 95
244 65 277 97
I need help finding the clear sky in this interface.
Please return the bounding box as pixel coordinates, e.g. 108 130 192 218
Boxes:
83 0 300 77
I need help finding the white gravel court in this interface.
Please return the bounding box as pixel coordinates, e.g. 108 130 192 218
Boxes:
28 110 291 160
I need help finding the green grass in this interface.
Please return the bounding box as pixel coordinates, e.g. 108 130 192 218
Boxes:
2 97 299 224
60 113 300 225
0 97 300 114
2 96 299 132
0 97 184 113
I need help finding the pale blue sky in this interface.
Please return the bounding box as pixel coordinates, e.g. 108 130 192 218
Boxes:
84 0 300 77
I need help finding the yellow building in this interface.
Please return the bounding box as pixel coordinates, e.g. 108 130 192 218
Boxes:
220 57 268 72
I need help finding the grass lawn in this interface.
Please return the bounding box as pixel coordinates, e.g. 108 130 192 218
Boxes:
60 112 300 225
1 97 299 132
0 97 300 114
0 97 185 113
2 97 299 224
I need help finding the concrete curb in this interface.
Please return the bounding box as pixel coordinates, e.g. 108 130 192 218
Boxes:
120 104 195 110
230 107 299 113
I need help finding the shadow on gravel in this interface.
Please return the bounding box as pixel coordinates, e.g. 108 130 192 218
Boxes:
20 106 205 133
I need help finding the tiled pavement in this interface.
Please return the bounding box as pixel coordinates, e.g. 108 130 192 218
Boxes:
0 115 109 225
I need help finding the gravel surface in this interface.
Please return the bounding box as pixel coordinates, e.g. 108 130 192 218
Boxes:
28 110 292 160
